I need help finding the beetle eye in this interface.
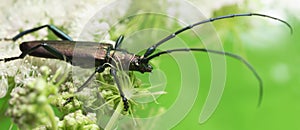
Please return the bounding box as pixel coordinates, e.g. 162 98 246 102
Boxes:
147 64 152 69
135 61 139 66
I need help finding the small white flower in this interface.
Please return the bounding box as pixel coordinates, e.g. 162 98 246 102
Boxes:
0 75 8 98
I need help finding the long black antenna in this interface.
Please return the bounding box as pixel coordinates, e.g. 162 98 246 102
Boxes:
146 48 263 106
142 13 293 58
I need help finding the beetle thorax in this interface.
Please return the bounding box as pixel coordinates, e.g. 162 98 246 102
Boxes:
111 51 152 73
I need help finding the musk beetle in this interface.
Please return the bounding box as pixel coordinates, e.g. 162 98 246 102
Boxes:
0 13 292 111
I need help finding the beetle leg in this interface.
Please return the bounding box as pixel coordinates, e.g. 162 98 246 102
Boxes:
64 64 107 106
76 64 106 92
10 25 73 41
110 68 129 111
62 97 74 106
1 42 71 62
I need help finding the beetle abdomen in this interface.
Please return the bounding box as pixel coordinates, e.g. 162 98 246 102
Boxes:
19 40 113 68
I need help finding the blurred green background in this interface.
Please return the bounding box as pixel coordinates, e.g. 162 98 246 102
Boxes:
173 13 300 130
112 1 300 130
0 0 299 129
172 5 300 130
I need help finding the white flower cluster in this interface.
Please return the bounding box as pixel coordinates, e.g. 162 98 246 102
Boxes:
0 0 113 98
0 0 114 41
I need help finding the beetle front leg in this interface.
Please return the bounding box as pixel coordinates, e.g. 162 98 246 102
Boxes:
110 68 129 111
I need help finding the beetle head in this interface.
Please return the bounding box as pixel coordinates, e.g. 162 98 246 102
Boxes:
130 57 153 73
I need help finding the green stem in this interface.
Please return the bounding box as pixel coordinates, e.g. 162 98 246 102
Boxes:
9 122 13 130
105 102 123 130
44 104 57 130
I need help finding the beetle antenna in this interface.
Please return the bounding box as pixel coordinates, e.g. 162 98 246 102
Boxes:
142 13 293 58
145 48 263 107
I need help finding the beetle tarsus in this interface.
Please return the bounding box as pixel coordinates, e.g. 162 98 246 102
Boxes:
63 97 74 106
121 96 129 111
